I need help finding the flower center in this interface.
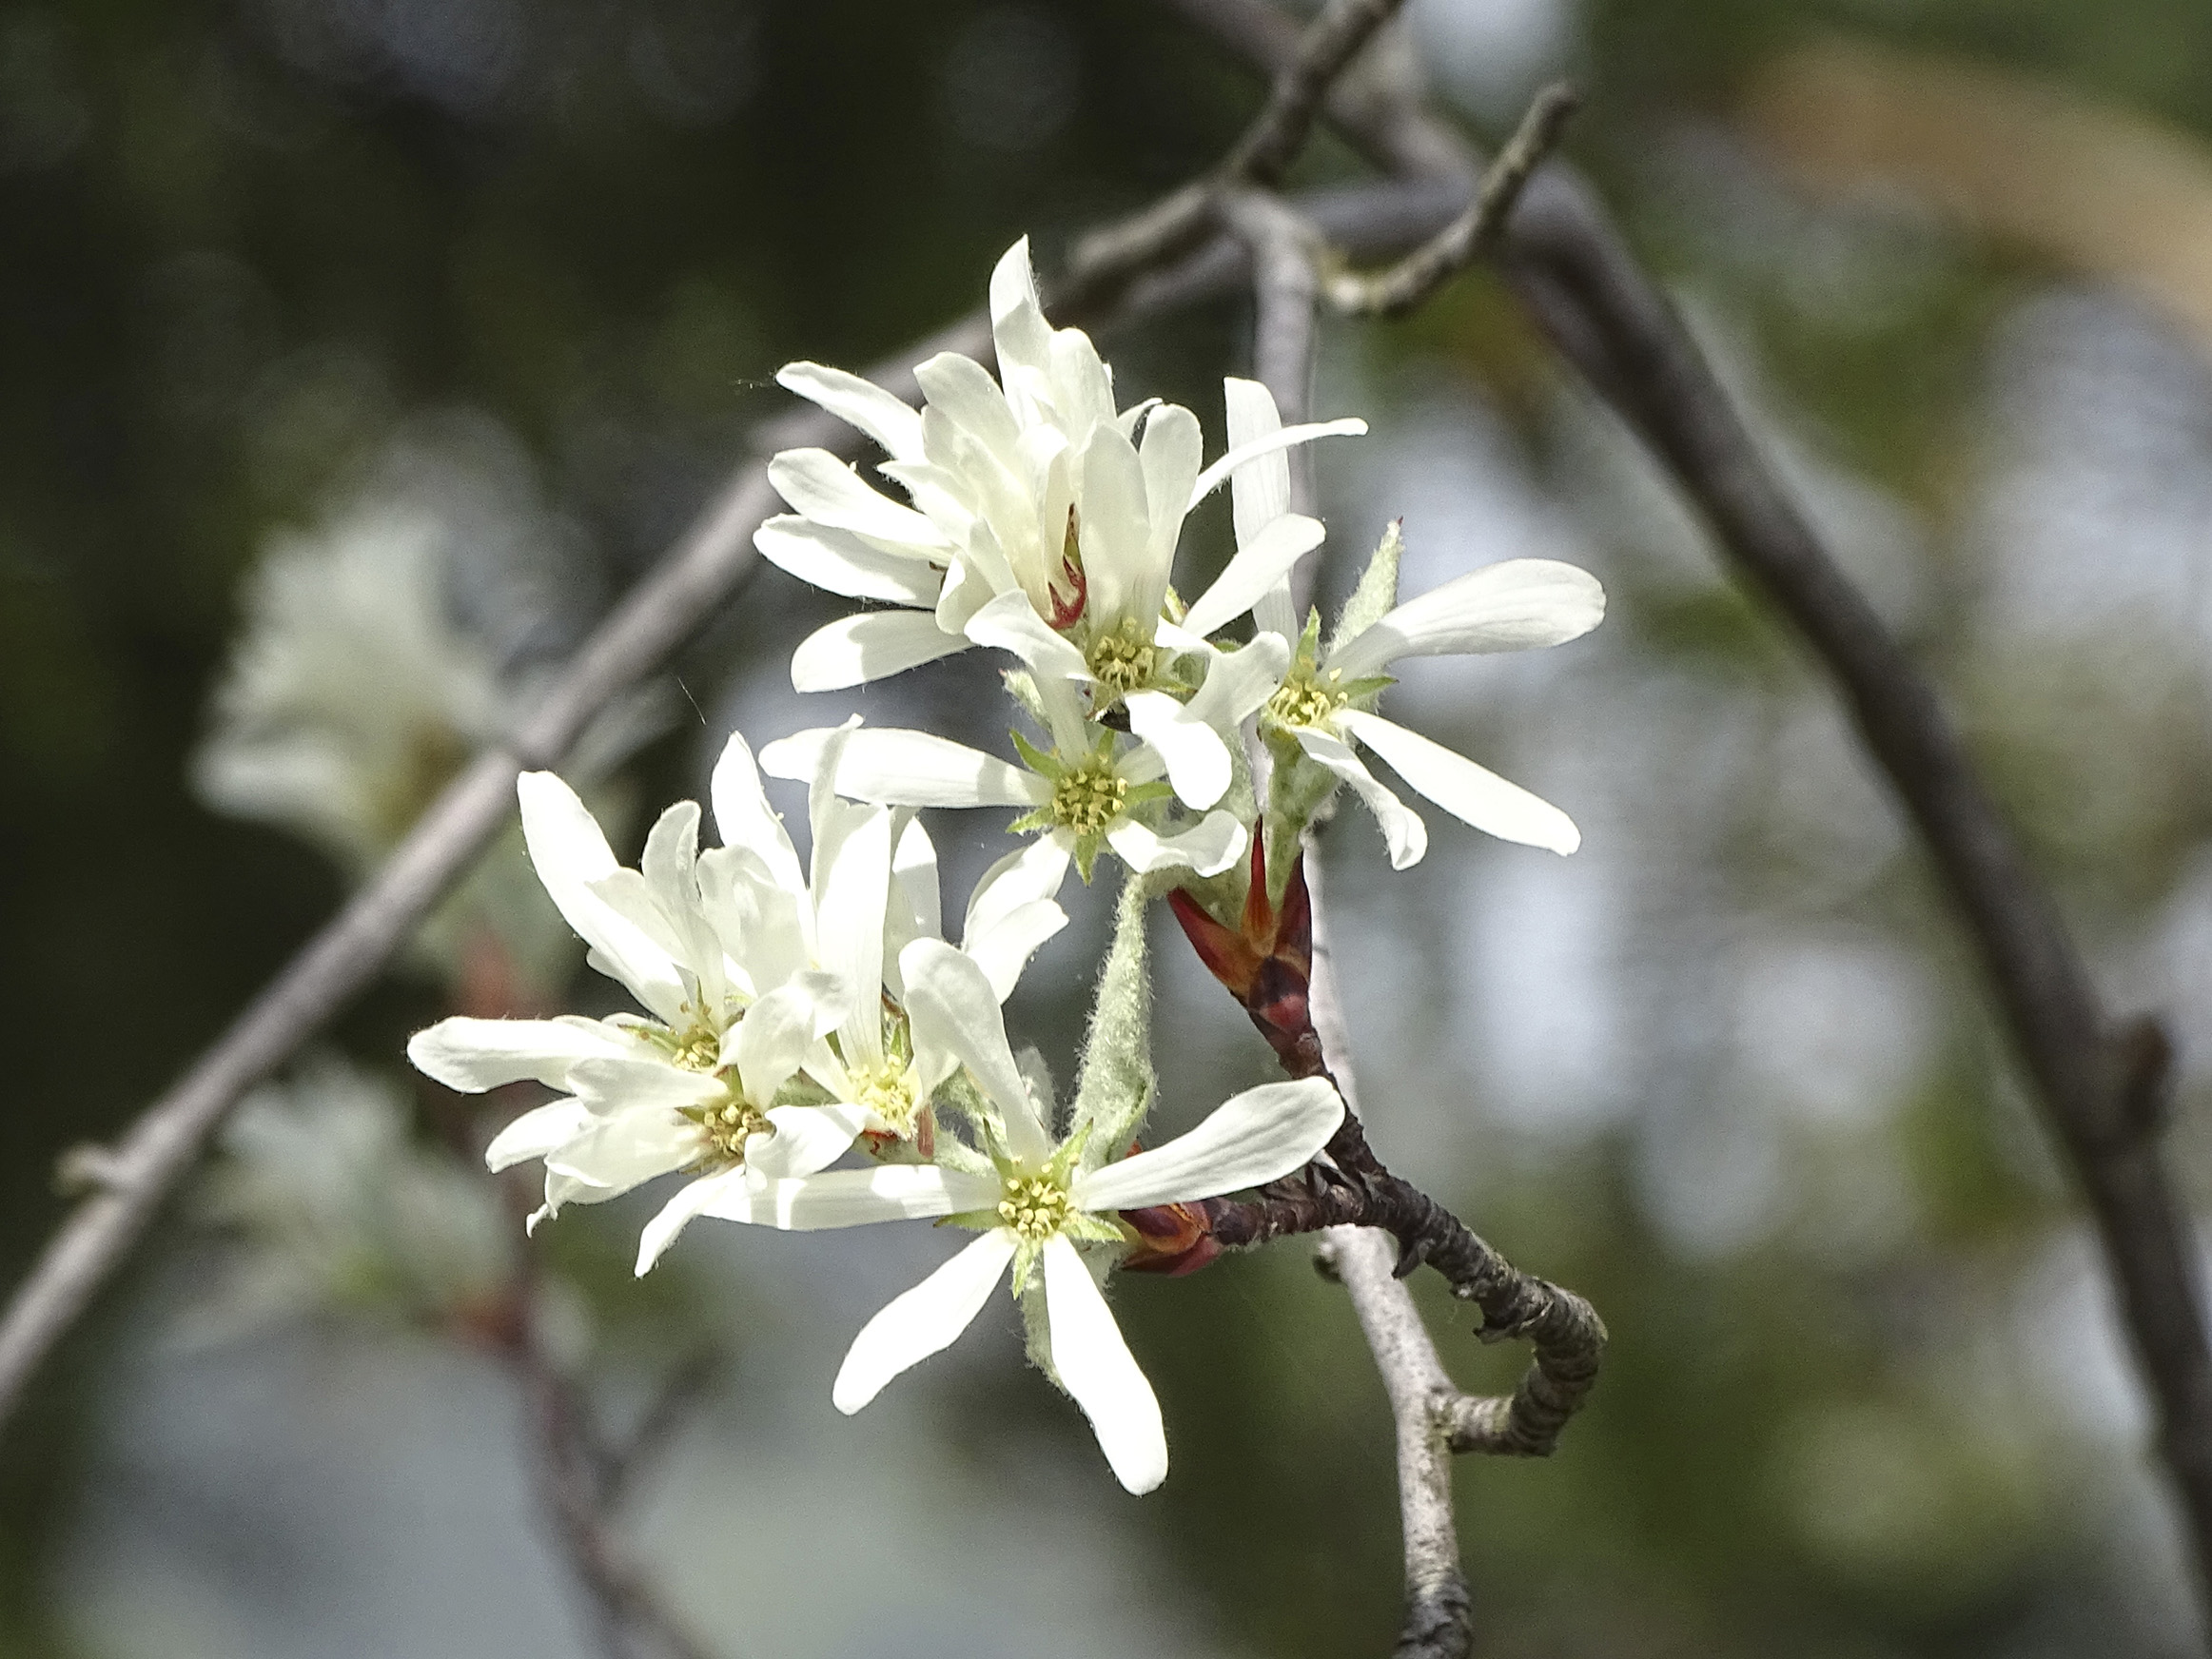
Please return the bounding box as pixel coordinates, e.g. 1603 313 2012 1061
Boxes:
851 1060 919 1133
1086 622 1160 695
668 1025 722 1073
1265 662 1348 732
693 1092 770 1164
998 1174 1076 1242
1049 757 1128 837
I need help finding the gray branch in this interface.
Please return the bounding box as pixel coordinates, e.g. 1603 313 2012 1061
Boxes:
1328 82 1579 317
1171 0 2212 1627
1305 856 1475 1659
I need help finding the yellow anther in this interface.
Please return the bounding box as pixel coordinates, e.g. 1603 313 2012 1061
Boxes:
996 1174 1076 1242
1048 759 1129 837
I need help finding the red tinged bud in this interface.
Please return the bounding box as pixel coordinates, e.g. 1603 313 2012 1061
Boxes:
1166 835 1325 1077
1119 1198 1228 1276
1049 506 1087 629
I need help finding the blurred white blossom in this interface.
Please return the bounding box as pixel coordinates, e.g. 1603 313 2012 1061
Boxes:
193 1056 510 1339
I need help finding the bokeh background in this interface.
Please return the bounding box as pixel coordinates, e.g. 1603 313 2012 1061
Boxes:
7 0 2212 1653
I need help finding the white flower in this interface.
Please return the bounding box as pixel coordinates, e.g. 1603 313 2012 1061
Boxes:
757 239 1363 696
195 475 667 996
635 802 1073 1274
688 939 1345 1493
198 1056 508 1336
1259 556 1606 868
758 678 1247 898
195 499 506 872
407 732 893 1235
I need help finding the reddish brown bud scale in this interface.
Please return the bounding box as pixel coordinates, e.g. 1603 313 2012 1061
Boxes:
1167 833 1323 1075
1118 1198 1228 1276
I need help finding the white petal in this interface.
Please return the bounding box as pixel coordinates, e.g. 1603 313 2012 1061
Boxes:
717 1162 994 1230
407 1015 631 1093
729 973 850 1104
635 1167 747 1276
761 727 1040 810
1181 631 1291 734
791 610 969 693
639 799 701 919
965 836 1074 937
833 1231 1017 1414
1123 691 1232 810
543 1109 698 1194
1180 514 1324 639
1047 326 1115 434
754 516 943 607
483 1098 596 1172
1337 709 1579 855
767 448 949 547
1074 1079 1344 1212
1137 402 1202 611
566 1055 726 1112
963 588 1090 681
1292 724 1429 869
775 361 924 461
1075 421 1153 634
1104 810 1246 878
517 772 687 1022
1041 1237 1167 1494
1223 377 1288 549
900 937 1052 1161
1327 559 1607 680
1253 578 1298 643
886 813 944 988
747 1102 867 1178
989 238 1053 384
962 897 1068 1003
710 731 806 895
812 804 892 1069
914 350 1023 459
1187 417 1368 509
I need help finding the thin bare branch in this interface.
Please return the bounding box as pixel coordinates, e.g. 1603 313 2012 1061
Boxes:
1062 0 1408 309
510 1324 720 1659
1168 0 2212 1623
1221 187 1323 515
1304 854 1471 1659
1219 0 1408 188
1329 82 1579 317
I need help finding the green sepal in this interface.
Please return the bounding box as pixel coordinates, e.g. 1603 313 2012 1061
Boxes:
1063 1211 1126 1246
1021 1279 1059 1381
1328 519 1402 656
937 1208 1002 1232
1009 728 1063 778
1008 807 1056 836
1045 1122 1093 1185
1071 830 1106 883
1123 780 1175 810
1010 1238 1044 1298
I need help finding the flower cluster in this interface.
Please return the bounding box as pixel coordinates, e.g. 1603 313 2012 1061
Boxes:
409 238 1606 1493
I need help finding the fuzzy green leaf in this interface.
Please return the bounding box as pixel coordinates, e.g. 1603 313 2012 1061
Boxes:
1327 519 1402 657
1071 874 1157 1175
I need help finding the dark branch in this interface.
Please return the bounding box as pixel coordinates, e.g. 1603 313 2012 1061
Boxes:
1330 82 1579 317
509 1329 721 1659
1061 0 1408 311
